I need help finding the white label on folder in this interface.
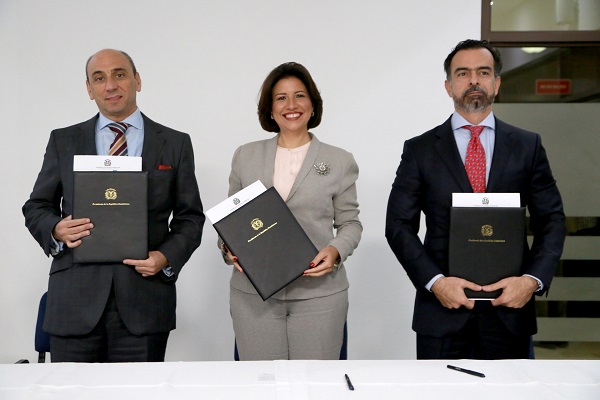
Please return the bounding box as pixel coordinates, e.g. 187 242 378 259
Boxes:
452 193 520 207
205 180 267 224
73 155 142 172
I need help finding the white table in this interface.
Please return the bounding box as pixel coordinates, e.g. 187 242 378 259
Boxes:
1 359 598 400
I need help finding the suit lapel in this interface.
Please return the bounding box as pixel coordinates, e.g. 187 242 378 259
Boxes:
286 133 320 201
75 115 100 155
261 136 277 188
487 118 515 192
434 118 473 192
140 114 165 171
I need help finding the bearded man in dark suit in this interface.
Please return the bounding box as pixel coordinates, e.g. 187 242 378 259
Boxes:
385 40 565 359
23 49 205 362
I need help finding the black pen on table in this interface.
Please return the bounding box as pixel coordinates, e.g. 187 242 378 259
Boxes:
447 364 485 378
344 373 354 390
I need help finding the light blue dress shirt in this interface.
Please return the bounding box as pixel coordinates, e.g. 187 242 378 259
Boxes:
96 108 144 156
450 112 495 184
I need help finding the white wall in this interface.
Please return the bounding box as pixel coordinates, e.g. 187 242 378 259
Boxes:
0 0 480 363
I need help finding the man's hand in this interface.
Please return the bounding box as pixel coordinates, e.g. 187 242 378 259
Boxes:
123 251 169 277
52 215 93 248
483 276 539 308
431 277 482 310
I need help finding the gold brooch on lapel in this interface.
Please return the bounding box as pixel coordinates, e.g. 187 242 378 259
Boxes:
313 162 331 176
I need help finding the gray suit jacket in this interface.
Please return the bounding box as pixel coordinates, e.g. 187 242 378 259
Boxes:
23 114 205 336
227 134 362 300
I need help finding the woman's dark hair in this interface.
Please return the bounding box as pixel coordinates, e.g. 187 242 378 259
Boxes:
444 39 503 79
257 62 323 133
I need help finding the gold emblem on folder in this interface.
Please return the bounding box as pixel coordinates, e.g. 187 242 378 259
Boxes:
481 225 493 237
251 218 264 231
105 188 117 200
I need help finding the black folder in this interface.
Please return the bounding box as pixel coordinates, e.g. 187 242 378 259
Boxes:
214 187 318 301
449 207 526 299
72 171 148 263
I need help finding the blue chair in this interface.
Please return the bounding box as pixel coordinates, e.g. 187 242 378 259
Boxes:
528 336 535 359
15 292 50 364
234 321 348 360
339 321 348 360
35 292 51 363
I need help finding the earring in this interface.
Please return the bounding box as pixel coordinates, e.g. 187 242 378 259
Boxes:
271 114 274 119
311 111 315 117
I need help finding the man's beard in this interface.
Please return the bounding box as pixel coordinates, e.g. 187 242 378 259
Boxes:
453 86 495 113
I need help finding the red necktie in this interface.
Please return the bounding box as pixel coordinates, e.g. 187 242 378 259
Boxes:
463 125 486 193
107 122 130 156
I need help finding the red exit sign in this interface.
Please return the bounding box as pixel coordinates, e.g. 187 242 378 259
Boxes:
536 79 572 95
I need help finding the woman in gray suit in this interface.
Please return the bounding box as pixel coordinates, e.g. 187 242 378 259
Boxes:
221 62 362 360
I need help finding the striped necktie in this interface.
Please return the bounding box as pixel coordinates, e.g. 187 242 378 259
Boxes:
463 125 486 193
107 122 130 156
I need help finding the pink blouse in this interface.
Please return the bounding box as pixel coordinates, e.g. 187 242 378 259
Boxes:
273 141 311 200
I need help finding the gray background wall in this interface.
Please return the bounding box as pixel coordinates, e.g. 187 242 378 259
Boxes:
0 0 480 363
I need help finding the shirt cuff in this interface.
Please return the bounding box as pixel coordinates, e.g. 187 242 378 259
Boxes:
162 266 174 277
523 274 543 292
50 234 64 256
425 274 444 292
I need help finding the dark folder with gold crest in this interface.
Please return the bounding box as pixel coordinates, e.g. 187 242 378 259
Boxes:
213 187 318 301
72 171 148 263
449 207 526 299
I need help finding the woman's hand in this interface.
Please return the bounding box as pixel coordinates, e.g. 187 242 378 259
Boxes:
222 243 243 273
304 246 340 277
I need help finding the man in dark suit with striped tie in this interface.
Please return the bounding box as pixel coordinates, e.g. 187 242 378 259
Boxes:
385 39 565 359
23 49 205 362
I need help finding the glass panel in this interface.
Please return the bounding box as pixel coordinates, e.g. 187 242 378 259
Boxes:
491 0 600 32
495 46 600 103
527 217 600 236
